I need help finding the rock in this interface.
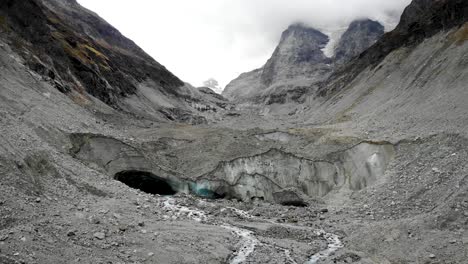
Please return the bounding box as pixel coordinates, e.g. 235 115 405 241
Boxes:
99 209 109 214
334 19 384 65
93 232 105 240
428 254 436 259
223 23 332 102
462 236 468 244
35 198 41 203
88 215 101 225
111 213 122 220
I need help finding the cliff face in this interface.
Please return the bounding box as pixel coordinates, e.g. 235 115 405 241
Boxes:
223 20 384 104
223 24 333 102
260 24 331 87
221 68 264 101
334 19 384 65
0 0 221 123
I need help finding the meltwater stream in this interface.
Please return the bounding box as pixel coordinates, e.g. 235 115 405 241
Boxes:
222 225 259 264
160 197 343 264
162 198 259 263
306 230 343 264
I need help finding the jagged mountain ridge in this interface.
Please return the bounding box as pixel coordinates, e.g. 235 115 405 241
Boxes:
222 19 384 103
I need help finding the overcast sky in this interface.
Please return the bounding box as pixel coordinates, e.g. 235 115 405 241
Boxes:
78 0 411 90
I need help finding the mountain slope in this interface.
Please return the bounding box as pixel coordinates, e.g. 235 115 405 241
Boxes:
0 0 222 123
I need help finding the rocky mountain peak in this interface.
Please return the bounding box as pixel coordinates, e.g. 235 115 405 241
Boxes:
281 23 328 41
276 23 330 63
261 23 331 87
333 19 384 65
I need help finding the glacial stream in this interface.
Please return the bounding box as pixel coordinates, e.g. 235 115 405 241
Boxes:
306 230 343 264
160 197 343 264
222 225 259 264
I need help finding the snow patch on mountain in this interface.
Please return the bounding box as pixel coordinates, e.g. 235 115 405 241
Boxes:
320 27 348 58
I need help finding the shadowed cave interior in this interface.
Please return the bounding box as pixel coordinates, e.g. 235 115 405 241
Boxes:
114 170 177 195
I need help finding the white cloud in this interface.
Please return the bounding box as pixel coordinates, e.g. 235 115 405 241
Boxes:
77 0 411 89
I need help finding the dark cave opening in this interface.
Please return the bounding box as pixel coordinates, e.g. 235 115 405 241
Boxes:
280 201 308 207
114 170 177 195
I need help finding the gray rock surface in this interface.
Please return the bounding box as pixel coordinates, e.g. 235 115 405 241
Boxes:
334 19 384 65
222 68 264 101
261 24 331 87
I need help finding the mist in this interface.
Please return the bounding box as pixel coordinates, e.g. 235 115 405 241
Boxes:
78 0 412 89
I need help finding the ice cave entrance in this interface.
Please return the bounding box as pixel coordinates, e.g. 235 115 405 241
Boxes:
114 170 177 195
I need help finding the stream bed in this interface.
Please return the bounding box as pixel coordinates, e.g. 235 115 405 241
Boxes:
159 196 343 264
